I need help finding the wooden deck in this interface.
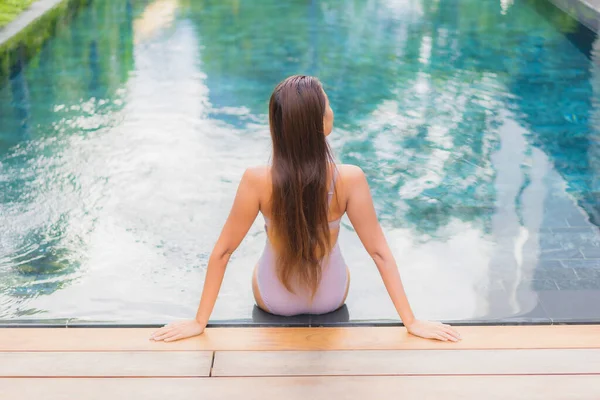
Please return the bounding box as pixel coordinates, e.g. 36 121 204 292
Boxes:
2 325 600 399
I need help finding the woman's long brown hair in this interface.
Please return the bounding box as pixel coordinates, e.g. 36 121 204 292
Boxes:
269 75 335 296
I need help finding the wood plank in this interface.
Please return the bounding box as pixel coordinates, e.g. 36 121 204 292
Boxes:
213 349 600 376
1 326 599 351
0 351 212 377
3 376 600 399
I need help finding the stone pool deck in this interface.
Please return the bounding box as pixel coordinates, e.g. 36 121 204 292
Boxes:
1 326 599 399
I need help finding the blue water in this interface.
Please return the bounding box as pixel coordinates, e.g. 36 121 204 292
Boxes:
0 0 599 323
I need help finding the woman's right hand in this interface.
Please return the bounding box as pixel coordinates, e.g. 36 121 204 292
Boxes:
405 320 461 342
150 319 205 342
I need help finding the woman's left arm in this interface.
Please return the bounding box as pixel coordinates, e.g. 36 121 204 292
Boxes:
151 168 261 342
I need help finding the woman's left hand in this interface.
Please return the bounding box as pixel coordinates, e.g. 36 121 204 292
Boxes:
405 319 461 342
150 320 205 342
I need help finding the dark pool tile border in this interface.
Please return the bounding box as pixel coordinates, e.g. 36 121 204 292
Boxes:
0 320 593 327
0 318 69 327
307 318 556 327
0 316 575 328
0 319 560 328
0 322 68 328
442 319 554 326
251 306 312 325
551 318 600 324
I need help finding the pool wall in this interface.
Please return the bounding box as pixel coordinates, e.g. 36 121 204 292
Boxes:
0 0 87 80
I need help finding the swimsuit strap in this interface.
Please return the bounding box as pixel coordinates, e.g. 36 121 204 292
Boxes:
327 167 341 228
327 167 338 203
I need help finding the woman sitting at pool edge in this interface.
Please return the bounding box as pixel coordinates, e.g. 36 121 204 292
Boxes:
151 75 461 343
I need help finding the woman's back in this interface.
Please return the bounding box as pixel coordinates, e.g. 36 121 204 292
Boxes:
252 164 349 316
250 165 345 234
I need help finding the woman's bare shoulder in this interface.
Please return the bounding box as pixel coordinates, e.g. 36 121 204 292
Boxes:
243 166 271 187
336 164 366 182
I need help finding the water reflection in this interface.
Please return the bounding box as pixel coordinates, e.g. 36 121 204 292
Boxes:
0 0 136 316
0 0 598 322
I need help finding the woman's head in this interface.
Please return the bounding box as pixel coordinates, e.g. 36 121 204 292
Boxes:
268 75 336 296
269 75 334 151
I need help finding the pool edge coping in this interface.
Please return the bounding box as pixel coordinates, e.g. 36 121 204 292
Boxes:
2 318 600 328
545 0 600 32
0 0 66 49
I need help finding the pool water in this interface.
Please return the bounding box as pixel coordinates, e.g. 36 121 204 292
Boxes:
0 0 599 323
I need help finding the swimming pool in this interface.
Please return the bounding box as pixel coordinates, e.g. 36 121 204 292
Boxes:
1 0 599 324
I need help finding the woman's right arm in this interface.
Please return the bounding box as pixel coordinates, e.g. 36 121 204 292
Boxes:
344 165 461 342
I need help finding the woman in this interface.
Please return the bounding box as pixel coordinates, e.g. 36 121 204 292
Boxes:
151 75 461 343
